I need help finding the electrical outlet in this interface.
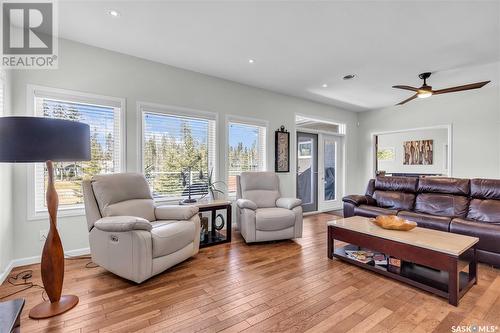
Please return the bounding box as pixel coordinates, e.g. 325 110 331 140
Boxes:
39 229 48 241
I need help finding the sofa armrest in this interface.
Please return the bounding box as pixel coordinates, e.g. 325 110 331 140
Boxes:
94 216 152 232
276 197 302 210
155 205 199 220
342 195 376 206
236 199 258 210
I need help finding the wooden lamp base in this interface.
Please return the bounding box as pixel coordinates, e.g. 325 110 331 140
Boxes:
29 295 79 319
28 161 79 319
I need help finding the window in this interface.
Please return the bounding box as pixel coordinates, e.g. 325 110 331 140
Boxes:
0 71 4 116
141 105 216 199
227 119 267 193
30 86 124 217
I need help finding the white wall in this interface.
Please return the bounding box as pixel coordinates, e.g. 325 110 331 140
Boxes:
10 39 359 260
0 70 14 280
358 87 500 189
377 128 449 175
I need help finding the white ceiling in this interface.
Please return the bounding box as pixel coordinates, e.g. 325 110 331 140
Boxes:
58 1 500 111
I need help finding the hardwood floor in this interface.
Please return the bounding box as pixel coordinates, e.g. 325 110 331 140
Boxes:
1 213 500 333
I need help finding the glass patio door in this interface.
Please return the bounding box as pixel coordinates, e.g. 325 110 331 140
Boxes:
318 134 343 211
296 132 318 212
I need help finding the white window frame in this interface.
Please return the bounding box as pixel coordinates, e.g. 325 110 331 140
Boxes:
138 101 218 203
225 115 269 197
26 84 126 220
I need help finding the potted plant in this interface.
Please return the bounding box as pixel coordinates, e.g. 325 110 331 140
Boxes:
201 168 226 200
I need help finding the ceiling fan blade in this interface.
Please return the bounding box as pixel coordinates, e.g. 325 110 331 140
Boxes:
433 81 490 95
392 85 419 92
396 94 418 105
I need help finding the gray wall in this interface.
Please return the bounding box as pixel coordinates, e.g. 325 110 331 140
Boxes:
358 87 500 189
10 39 360 260
0 70 13 278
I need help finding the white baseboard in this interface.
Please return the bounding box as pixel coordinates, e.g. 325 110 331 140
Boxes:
0 261 15 285
0 247 90 284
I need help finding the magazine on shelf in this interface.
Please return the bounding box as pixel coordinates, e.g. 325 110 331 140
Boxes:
372 253 387 265
344 250 374 264
343 246 387 265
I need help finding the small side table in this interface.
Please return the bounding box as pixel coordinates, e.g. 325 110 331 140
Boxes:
182 199 232 248
0 298 25 333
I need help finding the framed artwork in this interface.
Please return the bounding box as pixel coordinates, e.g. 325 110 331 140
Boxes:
403 139 433 165
275 126 290 173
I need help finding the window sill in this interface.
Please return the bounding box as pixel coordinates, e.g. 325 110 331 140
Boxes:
28 207 86 221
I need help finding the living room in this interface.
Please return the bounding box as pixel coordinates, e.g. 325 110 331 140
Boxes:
0 1 498 332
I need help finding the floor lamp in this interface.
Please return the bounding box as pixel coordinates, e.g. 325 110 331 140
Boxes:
0 116 90 319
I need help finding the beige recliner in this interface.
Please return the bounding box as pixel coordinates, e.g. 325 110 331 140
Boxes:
236 172 303 243
82 173 200 283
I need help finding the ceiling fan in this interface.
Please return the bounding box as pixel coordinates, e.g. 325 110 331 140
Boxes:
393 72 490 105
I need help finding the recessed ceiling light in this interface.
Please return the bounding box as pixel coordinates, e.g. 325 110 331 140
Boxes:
107 10 120 17
343 74 356 80
322 83 328 88
248 59 255 64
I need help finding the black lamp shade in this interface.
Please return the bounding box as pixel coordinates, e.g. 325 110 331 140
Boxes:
0 117 91 163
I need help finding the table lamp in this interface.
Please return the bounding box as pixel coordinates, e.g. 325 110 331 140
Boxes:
0 116 90 319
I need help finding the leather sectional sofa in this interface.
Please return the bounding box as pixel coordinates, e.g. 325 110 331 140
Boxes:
343 176 500 267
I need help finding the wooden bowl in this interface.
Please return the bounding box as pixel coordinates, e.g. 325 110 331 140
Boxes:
370 215 417 231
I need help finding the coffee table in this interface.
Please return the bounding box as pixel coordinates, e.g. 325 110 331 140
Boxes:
327 216 479 306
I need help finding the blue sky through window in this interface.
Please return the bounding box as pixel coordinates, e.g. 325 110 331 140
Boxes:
229 123 258 147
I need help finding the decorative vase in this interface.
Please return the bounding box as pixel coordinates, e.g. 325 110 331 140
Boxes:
200 215 209 241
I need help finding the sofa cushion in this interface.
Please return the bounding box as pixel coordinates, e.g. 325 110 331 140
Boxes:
373 190 415 210
276 198 302 210
398 211 451 231
94 216 152 232
450 218 500 253
467 199 500 223
92 173 155 221
92 173 153 206
365 179 376 197
417 177 470 195
102 199 156 222
354 205 397 218
239 172 281 208
375 176 418 192
342 195 376 206
414 193 469 218
150 221 195 258
471 178 500 200
255 208 295 231
236 199 258 210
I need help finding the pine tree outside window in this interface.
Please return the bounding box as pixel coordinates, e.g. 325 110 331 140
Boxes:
29 86 124 217
141 105 217 200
